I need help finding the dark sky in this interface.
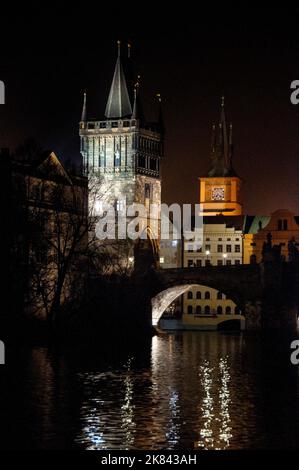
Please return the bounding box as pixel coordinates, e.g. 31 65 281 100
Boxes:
1 6 299 214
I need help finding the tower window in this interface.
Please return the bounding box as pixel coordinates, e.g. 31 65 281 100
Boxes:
114 147 121 167
150 158 157 171
145 183 151 199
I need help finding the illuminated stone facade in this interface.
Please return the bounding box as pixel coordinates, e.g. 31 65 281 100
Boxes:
79 45 163 261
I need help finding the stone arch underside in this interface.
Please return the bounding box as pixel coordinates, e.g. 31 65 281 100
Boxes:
151 280 246 326
151 284 198 326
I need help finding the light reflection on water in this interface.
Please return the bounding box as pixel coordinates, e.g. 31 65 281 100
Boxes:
1 331 299 449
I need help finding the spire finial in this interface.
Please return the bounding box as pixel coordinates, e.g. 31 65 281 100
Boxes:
117 40 121 57
156 92 162 103
221 95 225 107
128 43 131 58
81 90 87 122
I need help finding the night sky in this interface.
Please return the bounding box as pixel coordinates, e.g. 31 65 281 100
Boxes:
1 6 299 214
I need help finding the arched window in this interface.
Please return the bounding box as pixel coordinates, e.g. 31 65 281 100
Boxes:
205 305 210 315
187 291 193 299
204 291 210 300
196 291 201 299
217 291 222 300
283 219 288 231
225 306 232 315
196 305 201 315
217 306 223 315
187 305 193 314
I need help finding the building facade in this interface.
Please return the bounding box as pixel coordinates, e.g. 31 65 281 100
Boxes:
9 149 87 320
243 209 299 264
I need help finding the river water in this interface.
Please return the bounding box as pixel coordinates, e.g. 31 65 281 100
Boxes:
0 331 299 450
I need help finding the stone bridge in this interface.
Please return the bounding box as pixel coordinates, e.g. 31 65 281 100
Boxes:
149 262 299 330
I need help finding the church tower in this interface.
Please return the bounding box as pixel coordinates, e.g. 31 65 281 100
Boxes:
79 42 163 262
199 97 242 216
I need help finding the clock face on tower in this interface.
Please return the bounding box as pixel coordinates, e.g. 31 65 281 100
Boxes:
211 187 225 201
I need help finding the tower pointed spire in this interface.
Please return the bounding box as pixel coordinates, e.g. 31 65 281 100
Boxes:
220 96 228 165
104 41 132 119
81 91 87 122
207 98 237 177
156 93 164 133
210 124 216 154
228 123 233 169
131 76 145 121
132 84 138 119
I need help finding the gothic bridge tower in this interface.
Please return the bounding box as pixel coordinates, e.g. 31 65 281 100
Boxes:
199 97 243 216
79 42 164 267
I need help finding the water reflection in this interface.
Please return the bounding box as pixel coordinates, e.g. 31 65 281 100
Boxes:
1 331 299 449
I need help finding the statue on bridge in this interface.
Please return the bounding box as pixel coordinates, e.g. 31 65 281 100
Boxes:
262 232 282 262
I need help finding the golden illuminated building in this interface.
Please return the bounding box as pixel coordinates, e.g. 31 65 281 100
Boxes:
243 209 299 264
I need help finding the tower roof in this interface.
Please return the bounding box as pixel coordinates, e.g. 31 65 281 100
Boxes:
104 41 132 119
207 97 237 177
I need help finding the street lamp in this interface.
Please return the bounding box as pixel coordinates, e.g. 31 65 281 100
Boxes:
205 250 210 266
223 253 227 265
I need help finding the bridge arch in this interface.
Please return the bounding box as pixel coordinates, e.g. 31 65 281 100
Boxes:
151 280 244 327
151 284 198 325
